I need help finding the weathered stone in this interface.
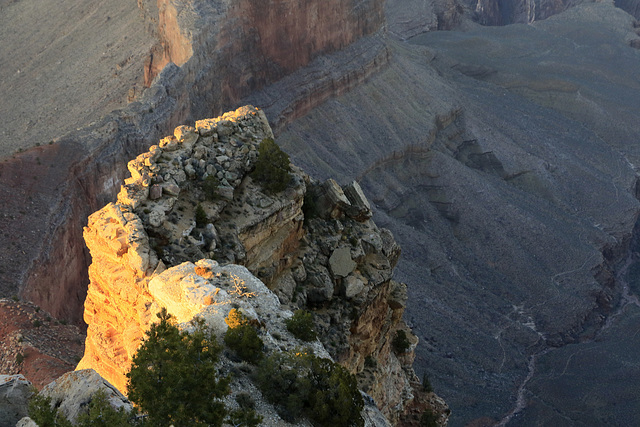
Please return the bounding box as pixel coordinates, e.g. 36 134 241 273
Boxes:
272 271 297 303
217 185 235 201
184 163 196 178
329 246 357 278
117 183 148 209
345 273 366 299
344 181 373 221
159 135 179 151
40 369 132 424
148 208 165 227
149 184 163 200
174 125 199 148
316 178 351 219
16 417 38 427
162 181 180 196
307 266 334 303
0 375 32 427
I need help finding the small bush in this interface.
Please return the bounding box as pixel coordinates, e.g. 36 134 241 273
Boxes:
251 138 291 194
32 319 42 328
235 393 255 410
224 311 264 364
29 393 73 427
15 353 24 365
392 330 410 354
195 203 208 228
255 349 364 426
227 407 263 427
75 390 133 427
364 355 377 369
420 409 439 427
285 310 316 342
202 175 220 201
422 372 433 393
225 308 248 329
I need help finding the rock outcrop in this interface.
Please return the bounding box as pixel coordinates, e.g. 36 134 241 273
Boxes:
39 369 132 425
78 106 449 425
0 375 32 427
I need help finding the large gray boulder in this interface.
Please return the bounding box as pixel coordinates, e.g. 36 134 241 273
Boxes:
0 375 32 427
39 369 132 424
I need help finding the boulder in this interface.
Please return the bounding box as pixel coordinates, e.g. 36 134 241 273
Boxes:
316 179 351 219
16 418 38 427
0 375 32 427
39 369 132 424
307 266 334 303
329 246 357 278
344 181 372 221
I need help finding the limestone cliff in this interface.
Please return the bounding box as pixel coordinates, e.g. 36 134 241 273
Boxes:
78 106 449 425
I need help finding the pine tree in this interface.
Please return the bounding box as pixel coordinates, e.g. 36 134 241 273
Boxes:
126 308 230 426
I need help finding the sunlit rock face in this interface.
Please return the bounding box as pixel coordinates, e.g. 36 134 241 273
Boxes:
140 0 385 98
78 106 449 425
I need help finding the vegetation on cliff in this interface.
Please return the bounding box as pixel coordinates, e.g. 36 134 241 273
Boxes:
251 138 292 194
127 309 230 426
255 349 364 426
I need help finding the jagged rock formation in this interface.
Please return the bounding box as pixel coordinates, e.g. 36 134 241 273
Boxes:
78 106 449 425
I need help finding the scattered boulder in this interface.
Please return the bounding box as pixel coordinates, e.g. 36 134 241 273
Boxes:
316 179 351 219
0 374 32 427
329 246 357 278
344 181 373 221
15 418 37 427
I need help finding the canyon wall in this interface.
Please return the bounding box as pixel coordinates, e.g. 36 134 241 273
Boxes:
0 0 388 329
78 106 449 424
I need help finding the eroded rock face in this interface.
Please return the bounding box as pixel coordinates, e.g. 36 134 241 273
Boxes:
79 106 448 425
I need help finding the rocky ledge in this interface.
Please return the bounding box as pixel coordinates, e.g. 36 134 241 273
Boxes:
77 105 449 425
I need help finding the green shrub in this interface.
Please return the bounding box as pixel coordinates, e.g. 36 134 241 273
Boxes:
224 310 264 364
285 310 317 342
422 372 433 393
256 349 364 426
126 309 229 426
251 138 291 194
420 409 439 427
28 393 73 427
195 203 208 228
364 355 377 369
302 190 318 222
75 390 133 427
392 330 410 354
227 407 263 427
202 175 220 201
